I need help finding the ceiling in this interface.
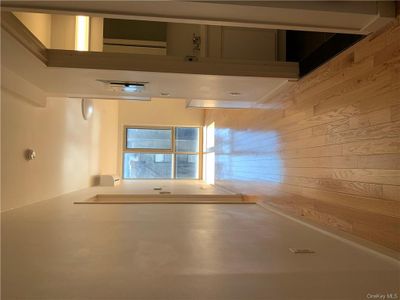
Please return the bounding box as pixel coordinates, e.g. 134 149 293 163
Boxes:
2 29 289 107
4 1 391 108
1 1 396 34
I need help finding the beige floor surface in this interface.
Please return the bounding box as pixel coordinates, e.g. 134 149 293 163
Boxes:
2 182 399 300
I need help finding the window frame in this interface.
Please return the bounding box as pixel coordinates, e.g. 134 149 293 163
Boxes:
123 125 203 180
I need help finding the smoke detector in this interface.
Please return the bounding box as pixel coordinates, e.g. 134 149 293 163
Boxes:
97 79 148 93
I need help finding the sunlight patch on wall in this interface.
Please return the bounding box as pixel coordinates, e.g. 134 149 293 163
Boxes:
203 122 215 184
214 128 283 182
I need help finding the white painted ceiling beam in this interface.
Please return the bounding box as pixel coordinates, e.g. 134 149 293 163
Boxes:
1 1 396 35
46 49 299 79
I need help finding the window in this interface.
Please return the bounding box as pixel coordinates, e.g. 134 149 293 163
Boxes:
123 126 201 179
175 127 199 152
126 128 172 150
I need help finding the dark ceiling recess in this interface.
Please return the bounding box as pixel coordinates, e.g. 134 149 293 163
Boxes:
286 31 363 77
103 19 167 42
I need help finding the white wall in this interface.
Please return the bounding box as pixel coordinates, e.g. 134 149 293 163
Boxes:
1 93 204 210
221 27 277 61
94 98 119 174
90 17 104 52
51 15 76 50
207 26 277 61
13 12 52 48
118 98 204 128
1 92 118 211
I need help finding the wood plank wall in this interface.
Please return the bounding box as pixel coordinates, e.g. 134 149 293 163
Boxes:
205 15 400 252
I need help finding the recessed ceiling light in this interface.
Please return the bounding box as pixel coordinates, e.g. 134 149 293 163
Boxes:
122 84 144 93
97 79 148 93
229 92 241 96
160 92 170 96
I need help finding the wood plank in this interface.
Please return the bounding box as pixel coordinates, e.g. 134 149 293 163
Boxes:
294 51 355 95
313 201 400 251
327 120 400 144
312 108 392 136
284 156 358 168
261 194 400 251
279 104 360 134
332 169 400 186
297 185 399 218
373 38 400 66
342 137 400 155
281 144 343 159
357 153 400 170
313 66 395 115
392 104 400 121
312 118 350 136
279 167 400 186
254 119 399 152
283 176 384 199
298 56 376 108
349 108 392 129
382 185 400 201
206 16 400 251
354 18 400 63
254 120 400 152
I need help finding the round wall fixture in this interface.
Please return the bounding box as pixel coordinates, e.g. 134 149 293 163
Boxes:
25 149 36 161
81 98 94 120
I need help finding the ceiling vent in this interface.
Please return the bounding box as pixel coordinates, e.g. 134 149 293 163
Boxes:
97 79 148 93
